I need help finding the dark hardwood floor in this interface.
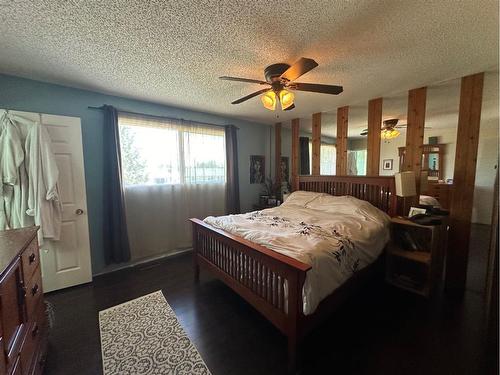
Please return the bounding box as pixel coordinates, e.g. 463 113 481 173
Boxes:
44 224 496 375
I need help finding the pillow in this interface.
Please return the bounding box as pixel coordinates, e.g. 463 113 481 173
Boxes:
306 194 390 224
281 191 326 207
305 194 355 213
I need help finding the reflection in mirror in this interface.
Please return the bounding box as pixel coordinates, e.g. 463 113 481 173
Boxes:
319 113 336 175
347 104 367 175
421 77 461 208
379 92 407 176
301 113 336 175
423 77 461 186
473 71 499 225
298 117 312 175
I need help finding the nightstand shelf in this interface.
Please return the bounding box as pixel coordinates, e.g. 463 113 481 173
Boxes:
386 216 448 297
386 244 431 264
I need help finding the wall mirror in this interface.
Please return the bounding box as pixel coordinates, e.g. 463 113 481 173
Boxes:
297 117 312 176
423 77 461 184
320 112 336 175
379 91 408 176
472 71 499 225
347 104 368 175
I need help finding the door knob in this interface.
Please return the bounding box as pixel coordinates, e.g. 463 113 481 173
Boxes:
75 209 84 215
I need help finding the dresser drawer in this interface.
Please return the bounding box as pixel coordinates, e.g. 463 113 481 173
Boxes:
9 357 22 375
20 301 46 375
0 338 6 375
9 355 21 375
25 268 43 319
19 323 38 375
21 238 40 283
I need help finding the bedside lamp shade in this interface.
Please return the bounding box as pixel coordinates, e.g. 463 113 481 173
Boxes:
395 171 417 197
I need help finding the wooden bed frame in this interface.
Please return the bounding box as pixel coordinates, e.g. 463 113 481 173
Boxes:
190 175 397 373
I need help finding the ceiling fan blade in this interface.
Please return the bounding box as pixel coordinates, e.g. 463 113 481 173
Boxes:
231 88 271 104
280 58 318 81
220 76 269 85
283 103 295 111
291 82 343 95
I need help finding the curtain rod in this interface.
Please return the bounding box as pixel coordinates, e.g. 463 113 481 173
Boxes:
87 106 238 129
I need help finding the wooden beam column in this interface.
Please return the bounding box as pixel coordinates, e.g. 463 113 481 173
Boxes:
336 106 348 175
275 122 282 185
311 113 321 175
366 98 382 176
291 119 300 190
404 87 427 195
446 72 485 294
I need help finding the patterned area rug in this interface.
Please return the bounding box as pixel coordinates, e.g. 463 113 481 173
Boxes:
99 291 211 375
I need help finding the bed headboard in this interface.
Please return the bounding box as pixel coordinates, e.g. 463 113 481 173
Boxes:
296 175 397 216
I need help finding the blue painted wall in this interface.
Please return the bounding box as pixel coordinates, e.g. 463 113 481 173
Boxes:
0 74 271 274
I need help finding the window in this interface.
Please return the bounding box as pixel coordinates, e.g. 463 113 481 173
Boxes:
308 142 336 175
118 114 226 186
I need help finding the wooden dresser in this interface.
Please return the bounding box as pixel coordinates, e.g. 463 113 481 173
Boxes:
425 183 454 209
0 227 47 375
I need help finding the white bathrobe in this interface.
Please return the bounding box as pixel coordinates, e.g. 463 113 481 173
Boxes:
0 111 25 230
22 116 62 244
5 113 62 244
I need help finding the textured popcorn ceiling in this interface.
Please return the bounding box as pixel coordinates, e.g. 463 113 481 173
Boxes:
0 0 498 130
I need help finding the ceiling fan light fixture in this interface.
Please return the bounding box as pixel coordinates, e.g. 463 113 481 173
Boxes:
261 91 277 111
381 128 400 140
279 89 294 110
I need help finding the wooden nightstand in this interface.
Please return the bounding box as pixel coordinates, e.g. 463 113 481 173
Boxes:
386 216 448 297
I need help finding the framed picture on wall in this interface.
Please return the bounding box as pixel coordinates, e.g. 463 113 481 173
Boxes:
250 155 265 184
383 159 393 170
280 156 289 182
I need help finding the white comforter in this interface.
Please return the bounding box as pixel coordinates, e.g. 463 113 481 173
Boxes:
204 192 390 315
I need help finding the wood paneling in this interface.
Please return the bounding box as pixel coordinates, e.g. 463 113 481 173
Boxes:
404 87 427 195
275 122 281 185
446 72 485 293
312 113 321 175
291 119 300 190
336 106 348 175
367 98 382 176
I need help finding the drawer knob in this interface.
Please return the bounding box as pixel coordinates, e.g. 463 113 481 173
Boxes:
32 324 39 337
28 253 36 264
31 284 39 296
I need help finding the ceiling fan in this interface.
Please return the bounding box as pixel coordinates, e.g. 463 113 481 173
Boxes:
360 118 431 140
220 57 343 111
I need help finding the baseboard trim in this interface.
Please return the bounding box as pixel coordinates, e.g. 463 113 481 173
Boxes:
94 248 193 277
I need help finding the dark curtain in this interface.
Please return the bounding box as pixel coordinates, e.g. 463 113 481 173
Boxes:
102 105 131 264
225 125 240 214
300 137 310 175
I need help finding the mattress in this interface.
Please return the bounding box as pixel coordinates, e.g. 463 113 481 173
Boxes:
204 191 390 315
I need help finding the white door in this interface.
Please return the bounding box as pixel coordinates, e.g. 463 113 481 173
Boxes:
5 110 92 292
